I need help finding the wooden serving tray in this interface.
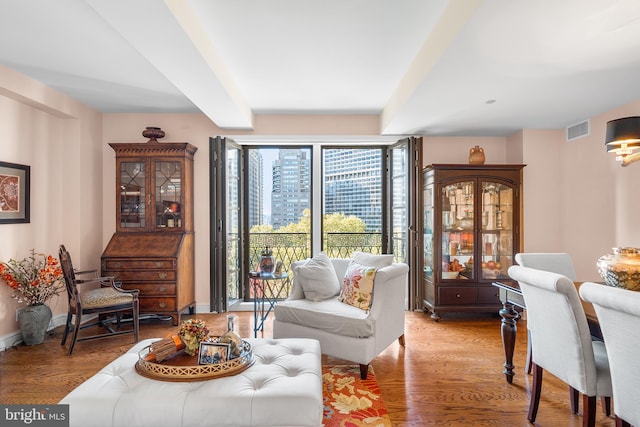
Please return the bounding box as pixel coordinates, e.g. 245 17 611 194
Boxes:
135 340 254 382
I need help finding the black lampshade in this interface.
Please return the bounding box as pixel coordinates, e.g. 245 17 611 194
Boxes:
605 116 640 152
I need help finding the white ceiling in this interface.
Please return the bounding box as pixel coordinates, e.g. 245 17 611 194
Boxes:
1 0 640 136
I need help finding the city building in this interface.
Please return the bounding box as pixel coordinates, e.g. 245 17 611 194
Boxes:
270 149 311 229
323 148 382 231
247 150 263 228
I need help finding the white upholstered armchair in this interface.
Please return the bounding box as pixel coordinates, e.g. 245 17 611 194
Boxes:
273 252 409 379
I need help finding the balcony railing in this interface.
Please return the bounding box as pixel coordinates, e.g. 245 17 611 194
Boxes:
246 232 386 300
248 233 309 299
324 232 382 258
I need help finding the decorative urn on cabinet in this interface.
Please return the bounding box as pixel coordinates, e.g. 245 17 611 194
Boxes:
468 146 485 165
597 247 640 291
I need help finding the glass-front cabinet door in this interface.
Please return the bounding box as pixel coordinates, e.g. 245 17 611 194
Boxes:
154 161 183 230
480 180 514 281
442 180 475 281
118 160 146 229
423 178 434 284
115 157 186 232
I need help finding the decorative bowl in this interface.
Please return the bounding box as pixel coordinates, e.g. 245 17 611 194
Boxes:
482 268 502 279
597 247 640 291
442 271 459 279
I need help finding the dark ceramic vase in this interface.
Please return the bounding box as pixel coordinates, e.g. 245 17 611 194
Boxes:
18 304 52 345
142 127 165 142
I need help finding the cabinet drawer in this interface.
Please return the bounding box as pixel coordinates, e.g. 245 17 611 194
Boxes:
438 287 477 305
103 259 175 270
140 297 176 312
121 282 176 296
104 270 176 281
478 286 500 304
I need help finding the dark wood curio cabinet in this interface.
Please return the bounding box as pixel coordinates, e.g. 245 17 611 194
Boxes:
422 164 524 320
101 140 197 325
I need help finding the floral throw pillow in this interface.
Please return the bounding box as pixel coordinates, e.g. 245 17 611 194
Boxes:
339 262 377 311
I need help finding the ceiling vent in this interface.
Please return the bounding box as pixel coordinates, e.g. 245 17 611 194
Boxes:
566 120 590 141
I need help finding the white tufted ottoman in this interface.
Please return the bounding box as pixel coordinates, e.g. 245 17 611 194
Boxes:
60 338 323 427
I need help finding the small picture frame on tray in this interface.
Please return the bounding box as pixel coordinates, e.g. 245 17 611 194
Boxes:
198 342 230 365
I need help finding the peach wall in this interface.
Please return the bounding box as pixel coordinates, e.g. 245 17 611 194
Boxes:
504 109 639 281
101 113 382 311
559 100 640 279
422 136 507 167
2 63 639 341
520 129 565 254
100 112 640 311
420 123 640 282
0 65 103 343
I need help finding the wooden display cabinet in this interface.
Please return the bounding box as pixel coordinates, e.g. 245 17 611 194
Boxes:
422 164 524 320
102 138 197 325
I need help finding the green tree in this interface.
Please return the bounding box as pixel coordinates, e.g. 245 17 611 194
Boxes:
272 209 366 233
322 211 366 233
277 209 311 233
250 209 370 268
250 224 274 233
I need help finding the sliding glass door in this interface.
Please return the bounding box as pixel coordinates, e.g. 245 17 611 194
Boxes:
388 137 422 310
245 147 312 300
210 136 242 312
210 137 421 312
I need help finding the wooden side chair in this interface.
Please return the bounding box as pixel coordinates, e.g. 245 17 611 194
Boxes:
580 282 640 427
59 244 139 355
508 265 612 427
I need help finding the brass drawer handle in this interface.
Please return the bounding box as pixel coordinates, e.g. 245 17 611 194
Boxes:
113 262 122 268
155 262 163 268
158 302 167 309
158 273 168 279
159 286 167 292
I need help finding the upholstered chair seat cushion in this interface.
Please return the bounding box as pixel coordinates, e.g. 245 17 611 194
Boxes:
82 287 135 309
275 296 374 338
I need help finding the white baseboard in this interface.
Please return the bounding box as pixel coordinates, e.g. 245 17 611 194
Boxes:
188 303 252 313
0 313 67 352
0 305 246 352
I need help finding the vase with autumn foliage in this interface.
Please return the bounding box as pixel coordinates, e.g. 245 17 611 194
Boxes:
0 249 64 345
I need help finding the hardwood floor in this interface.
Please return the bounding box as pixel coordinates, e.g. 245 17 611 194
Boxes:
0 311 614 426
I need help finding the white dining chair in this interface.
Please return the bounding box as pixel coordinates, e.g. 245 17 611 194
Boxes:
515 252 576 280
580 282 640 427
514 253 577 377
508 265 612 427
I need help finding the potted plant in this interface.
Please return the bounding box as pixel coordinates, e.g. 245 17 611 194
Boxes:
0 249 64 345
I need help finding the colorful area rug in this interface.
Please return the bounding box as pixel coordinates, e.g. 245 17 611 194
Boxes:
322 365 392 427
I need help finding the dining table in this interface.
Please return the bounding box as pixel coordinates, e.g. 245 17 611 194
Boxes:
491 280 602 384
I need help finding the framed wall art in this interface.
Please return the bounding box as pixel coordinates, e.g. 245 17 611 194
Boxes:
0 161 30 224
